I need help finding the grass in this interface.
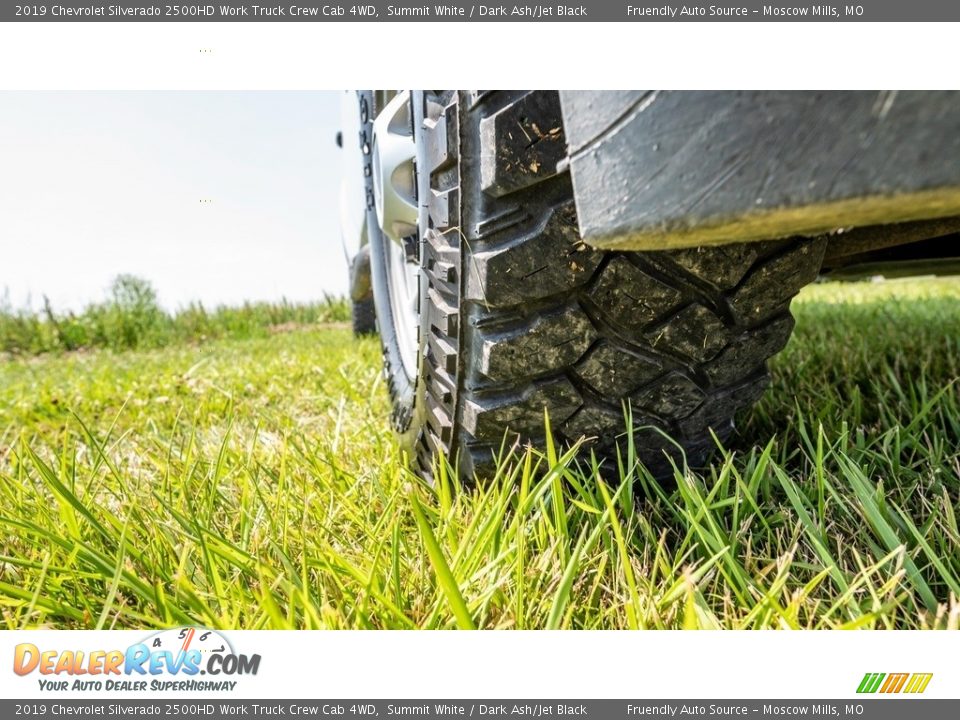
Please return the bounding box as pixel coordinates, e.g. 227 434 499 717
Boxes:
1 275 349 356
1 277 959 629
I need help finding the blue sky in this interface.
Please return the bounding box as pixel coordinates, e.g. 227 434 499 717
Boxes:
0 91 346 312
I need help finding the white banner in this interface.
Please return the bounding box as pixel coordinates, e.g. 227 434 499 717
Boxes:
1 630 954 700
1 23 959 90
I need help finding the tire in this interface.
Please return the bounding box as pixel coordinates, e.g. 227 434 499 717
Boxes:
351 296 376 336
349 244 377 336
367 91 827 480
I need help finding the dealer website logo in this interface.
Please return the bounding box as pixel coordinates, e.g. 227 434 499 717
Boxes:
856 672 933 694
13 627 261 692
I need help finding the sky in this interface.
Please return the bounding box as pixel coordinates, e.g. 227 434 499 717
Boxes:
0 91 346 312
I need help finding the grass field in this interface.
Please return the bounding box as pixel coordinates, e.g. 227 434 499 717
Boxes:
0 275 348 356
1 277 959 630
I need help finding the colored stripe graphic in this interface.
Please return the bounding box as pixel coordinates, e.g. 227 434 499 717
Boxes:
904 673 934 694
880 673 909 693
857 672 932 694
857 673 885 693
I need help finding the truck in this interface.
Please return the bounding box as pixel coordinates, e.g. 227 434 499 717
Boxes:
339 90 960 479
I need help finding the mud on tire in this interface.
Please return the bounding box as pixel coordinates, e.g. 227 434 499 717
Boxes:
372 91 827 480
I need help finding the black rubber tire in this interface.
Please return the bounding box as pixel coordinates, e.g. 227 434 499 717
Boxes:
349 244 377 336
369 91 827 480
351 296 376 336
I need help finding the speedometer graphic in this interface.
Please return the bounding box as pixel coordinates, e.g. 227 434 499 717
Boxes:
142 627 234 658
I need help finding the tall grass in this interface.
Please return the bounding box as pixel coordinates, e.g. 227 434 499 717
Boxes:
0 277 958 629
0 275 349 356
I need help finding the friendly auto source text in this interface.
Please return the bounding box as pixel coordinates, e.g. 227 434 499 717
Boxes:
626 5 854 16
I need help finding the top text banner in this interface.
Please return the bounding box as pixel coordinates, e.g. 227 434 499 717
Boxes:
5 1 960 22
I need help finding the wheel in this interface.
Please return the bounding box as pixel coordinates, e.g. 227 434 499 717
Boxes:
360 90 827 480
